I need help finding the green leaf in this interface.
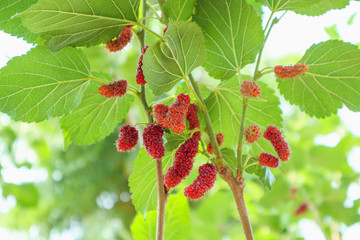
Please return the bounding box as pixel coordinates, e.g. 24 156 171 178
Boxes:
164 133 187 152
143 21 206 95
60 81 133 146
221 148 237 170
131 193 190 240
204 78 282 153
245 158 275 190
294 0 350 16
163 0 196 21
0 0 39 43
193 0 264 80
264 0 321 12
277 40 360 118
20 0 140 50
129 148 176 215
0 45 91 123
2 183 39 207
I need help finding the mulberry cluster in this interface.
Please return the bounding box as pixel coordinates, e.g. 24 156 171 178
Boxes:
169 93 191 134
184 163 217 200
136 46 149 85
99 80 127 98
116 125 138 151
186 104 200 130
264 126 291 161
244 125 261 143
143 124 164 159
207 133 225 155
274 63 309 79
164 137 199 188
106 25 133 52
240 81 261 98
192 131 201 141
258 153 279 168
154 104 170 129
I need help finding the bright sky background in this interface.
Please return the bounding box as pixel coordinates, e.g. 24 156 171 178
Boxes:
0 2 360 239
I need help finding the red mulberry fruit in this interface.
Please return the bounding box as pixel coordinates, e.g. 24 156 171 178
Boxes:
164 137 199 188
136 46 149 85
295 203 308 216
169 93 191 134
184 163 217 200
264 126 291 161
244 125 261 143
274 63 309 79
258 153 279 168
192 131 201 141
240 81 261 98
154 104 170 129
116 125 138 151
186 104 200 130
99 80 127 98
143 124 164 159
207 133 224 155
163 26 168 35
105 25 133 52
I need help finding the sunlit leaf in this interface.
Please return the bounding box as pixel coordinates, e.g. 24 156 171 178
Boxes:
163 0 196 21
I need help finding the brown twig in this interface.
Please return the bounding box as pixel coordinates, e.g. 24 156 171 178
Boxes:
155 158 169 240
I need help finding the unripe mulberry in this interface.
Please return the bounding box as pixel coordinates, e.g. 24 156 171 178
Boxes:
186 104 200 130
264 126 291 161
240 81 261 98
164 137 199 188
274 63 309 79
116 125 138 151
99 80 127 98
106 25 133 52
143 124 164 159
136 46 149 85
207 133 225 154
244 125 261 143
154 104 170 129
169 93 191 134
184 163 217 200
258 153 279 168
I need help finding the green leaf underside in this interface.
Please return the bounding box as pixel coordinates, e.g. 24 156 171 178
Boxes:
0 0 39 43
204 78 282 156
277 40 360 118
194 0 264 80
60 82 133 146
143 21 206 95
20 0 140 50
131 194 190 240
294 0 350 16
265 0 321 12
129 148 176 215
163 0 196 21
164 133 187 152
0 45 91 123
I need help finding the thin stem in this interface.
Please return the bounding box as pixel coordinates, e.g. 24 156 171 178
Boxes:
137 22 162 39
155 158 168 240
147 3 161 20
236 97 249 177
157 0 169 25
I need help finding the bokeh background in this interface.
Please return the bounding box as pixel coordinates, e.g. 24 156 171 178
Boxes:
0 1 360 239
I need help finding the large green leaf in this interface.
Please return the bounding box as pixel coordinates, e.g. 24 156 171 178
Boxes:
294 0 350 16
129 148 176 215
131 193 190 240
204 78 282 154
143 21 206 95
277 40 360 118
163 0 196 21
20 0 140 50
0 0 39 43
2 183 39 207
60 81 134 146
0 46 91 123
264 0 321 12
193 0 264 80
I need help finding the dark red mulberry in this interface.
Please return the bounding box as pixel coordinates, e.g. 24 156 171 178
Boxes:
207 133 224 154
116 125 138 151
258 153 279 168
154 104 170 129
143 124 164 159
295 203 308 216
186 104 200 130
184 163 217 200
240 81 261 98
169 93 191 134
99 80 127 98
274 63 309 79
192 131 201 141
244 125 261 143
264 126 291 161
136 46 149 85
164 137 199 188
163 26 168 35
105 25 133 52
